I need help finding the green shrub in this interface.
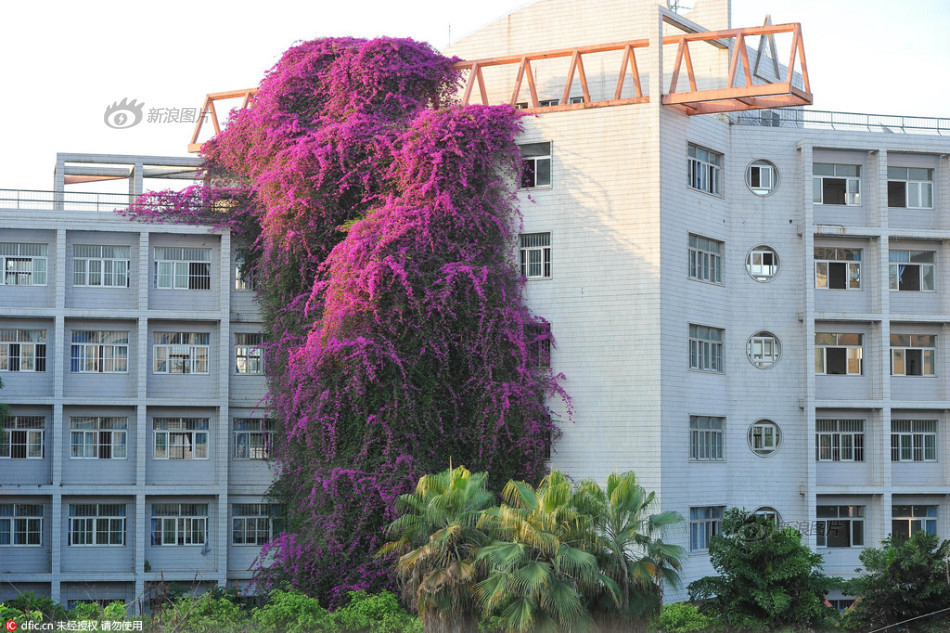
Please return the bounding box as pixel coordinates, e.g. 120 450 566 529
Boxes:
653 602 716 633
251 589 332 633
2 592 68 623
330 591 421 633
153 592 250 633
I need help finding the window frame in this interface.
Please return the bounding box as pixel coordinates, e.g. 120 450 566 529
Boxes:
152 418 210 460
688 234 723 284
67 503 126 547
887 167 934 209
150 503 208 546
746 245 779 282
746 159 777 196
519 233 552 280
153 247 212 290
234 253 257 291
0 416 45 459
813 163 861 206
231 503 284 546
890 420 937 462
889 250 935 292
816 419 865 462
814 247 862 290
69 417 128 460
815 333 864 376
519 142 552 189
890 334 936 376
0 243 48 286
153 332 210 375
233 418 275 460
72 245 131 288
0 329 48 373
816 505 865 548
689 324 724 373
748 420 782 457
0 503 43 546
689 416 724 462
746 331 781 369
891 505 937 540
70 330 129 374
687 143 722 196
234 332 264 375
689 506 724 552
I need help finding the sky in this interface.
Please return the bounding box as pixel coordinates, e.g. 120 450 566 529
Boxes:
0 0 947 192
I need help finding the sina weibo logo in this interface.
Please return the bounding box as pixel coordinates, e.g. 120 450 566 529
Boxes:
104 98 145 129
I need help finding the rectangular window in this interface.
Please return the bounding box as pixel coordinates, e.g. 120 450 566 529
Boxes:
69 417 128 460
153 418 209 460
519 233 551 279
150 503 208 546
70 331 129 373
689 506 723 551
525 323 551 369
816 505 864 547
67 504 126 546
813 163 861 205
690 416 724 461
891 420 937 462
889 250 935 291
0 243 47 286
892 505 937 540
688 234 723 284
153 247 211 290
520 142 551 188
689 324 723 373
815 333 863 376
234 333 264 375
233 418 275 460
234 254 256 291
0 417 45 459
688 144 722 195
153 332 210 374
232 503 284 545
72 245 130 288
814 247 861 290
888 167 934 209
890 334 936 376
0 329 47 372
816 419 865 462
0 504 43 546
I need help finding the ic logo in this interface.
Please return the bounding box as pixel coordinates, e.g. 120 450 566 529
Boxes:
5 619 17 631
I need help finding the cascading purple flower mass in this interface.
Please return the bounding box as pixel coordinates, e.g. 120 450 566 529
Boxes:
122 35 565 607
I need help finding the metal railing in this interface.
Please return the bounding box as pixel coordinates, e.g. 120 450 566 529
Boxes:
0 189 137 212
731 108 950 136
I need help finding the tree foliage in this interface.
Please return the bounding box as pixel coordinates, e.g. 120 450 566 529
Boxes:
688 508 836 630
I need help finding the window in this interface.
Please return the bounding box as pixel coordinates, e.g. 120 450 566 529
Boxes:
234 254 256 291
688 234 723 284
234 333 264 375
746 246 779 282
892 505 937 540
0 243 47 286
689 324 723 373
689 416 723 461
816 505 864 548
815 247 861 290
0 329 47 372
525 322 552 369
754 507 781 523
519 233 551 279
888 167 933 209
153 332 210 374
689 506 723 551
153 418 209 460
890 334 936 376
746 160 777 196
747 332 781 369
891 420 937 462
233 418 275 460
815 333 863 376
749 420 781 457
232 504 284 545
0 504 42 546
153 247 211 290
0 417 45 459
150 503 208 546
889 250 935 291
70 417 128 460
70 331 129 373
813 164 860 205
519 142 551 188
68 504 126 546
73 245 130 288
538 99 559 107
816 419 864 462
688 144 721 195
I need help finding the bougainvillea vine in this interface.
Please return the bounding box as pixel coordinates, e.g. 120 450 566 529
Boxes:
122 36 565 607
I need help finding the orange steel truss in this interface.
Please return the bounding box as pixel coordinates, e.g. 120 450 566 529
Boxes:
187 23 810 152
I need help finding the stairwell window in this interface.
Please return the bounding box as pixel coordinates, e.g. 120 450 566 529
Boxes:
888 167 933 209
815 333 863 376
519 233 551 279
0 243 47 286
519 142 551 188
688 234 723 284
813 163 860 205
890 334 936 376
688 144 721 195
154 247 211 290
889 250 935 291
815 247 861 290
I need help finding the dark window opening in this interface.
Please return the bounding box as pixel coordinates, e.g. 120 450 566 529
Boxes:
825 348 847 375
888 181 906 208
828 262 847 289
822 178 847 205
896 265 921 291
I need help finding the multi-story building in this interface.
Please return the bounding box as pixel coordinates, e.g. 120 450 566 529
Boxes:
0 154 273 609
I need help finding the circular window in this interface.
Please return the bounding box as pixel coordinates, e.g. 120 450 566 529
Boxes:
747 331 781 369
746 159 778 196
748 420 781 457
754 506 782 524
746 245 779 282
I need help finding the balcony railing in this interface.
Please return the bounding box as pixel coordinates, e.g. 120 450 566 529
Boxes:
0 189 137 212
732 108 950 136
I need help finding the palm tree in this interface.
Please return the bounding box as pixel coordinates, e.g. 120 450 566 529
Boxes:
572 471 686 632
475 470 617 633
380 465 494 633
